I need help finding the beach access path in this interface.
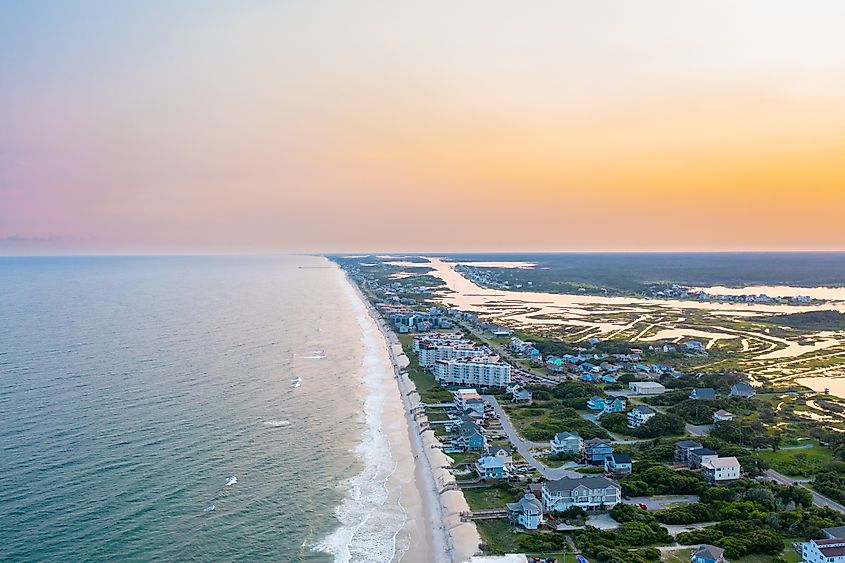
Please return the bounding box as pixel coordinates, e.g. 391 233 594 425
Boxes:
482 394 582 479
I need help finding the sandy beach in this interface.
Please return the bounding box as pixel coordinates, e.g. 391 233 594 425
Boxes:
346 274 482 563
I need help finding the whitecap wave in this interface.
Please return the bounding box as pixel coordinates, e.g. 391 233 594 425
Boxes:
225 475 238 486
264 419 290 428
313 284 408 563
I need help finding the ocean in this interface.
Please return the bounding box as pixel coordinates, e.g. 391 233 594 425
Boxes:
0 255 408 562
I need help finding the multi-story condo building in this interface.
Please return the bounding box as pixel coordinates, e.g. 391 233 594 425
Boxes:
433 356 511 388
412 332 467 353
418 342 489 367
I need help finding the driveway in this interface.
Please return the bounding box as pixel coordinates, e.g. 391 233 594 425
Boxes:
483 395 582 479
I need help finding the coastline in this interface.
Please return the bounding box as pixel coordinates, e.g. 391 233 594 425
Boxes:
343 271 482 563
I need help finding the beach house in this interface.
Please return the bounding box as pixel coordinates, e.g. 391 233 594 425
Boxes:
454 389 485 417
802 538 845 563
627 405 656 428
456 420 486 451
486 445 514 470
713 409 735 423
689 387 718 401
603 397 626 414
587 396 607 411
674 440 703 463
702 457 741 483
510 386 533 404
506 493 543 530
691 544 728 563
475 455 507 480
550 431 583 455
583 438 614 464
604 453 633 477
541 476 621 512
688 447 718 468
729 383 756 399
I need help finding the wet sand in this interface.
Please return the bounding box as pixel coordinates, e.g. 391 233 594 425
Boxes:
346 274 482 562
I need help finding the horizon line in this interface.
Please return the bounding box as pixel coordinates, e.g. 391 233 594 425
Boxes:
3 248 845 258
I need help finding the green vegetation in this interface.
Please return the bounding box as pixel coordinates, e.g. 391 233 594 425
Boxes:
667 479 845 560
757 443 836 477
754 310 845 330
601 411 685 439
474 519 522 555
462 483 521 510
621 463 708 497
396 334 453 404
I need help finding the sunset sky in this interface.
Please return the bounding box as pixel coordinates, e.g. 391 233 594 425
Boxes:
2 1 845 254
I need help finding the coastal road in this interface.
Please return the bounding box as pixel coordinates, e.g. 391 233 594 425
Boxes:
482 395 582 479
765 469 845 514
685 423 713 437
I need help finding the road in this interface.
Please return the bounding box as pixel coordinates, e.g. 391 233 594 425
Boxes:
685 423 713 437
482 394 583 479
765 469 845 514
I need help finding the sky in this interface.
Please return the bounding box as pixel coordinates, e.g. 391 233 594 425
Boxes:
2 1 845 254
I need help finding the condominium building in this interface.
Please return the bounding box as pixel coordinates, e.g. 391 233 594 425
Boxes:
434 357 511 388
418 342 489 367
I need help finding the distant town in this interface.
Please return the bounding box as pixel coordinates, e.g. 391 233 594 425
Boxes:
337 255 845 563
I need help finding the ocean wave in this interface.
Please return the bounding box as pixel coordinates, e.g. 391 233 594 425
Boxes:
263 419 291 428
313 284 408 563
225 475 238 486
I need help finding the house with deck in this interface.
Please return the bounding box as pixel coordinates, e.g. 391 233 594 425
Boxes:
627 405 656 428
688 447 718 468
603 397 626 414
550 431 583 455
691 544 728 563
674 440 703 463
803 538 845 563
583 438 613 464
702 456 741 483
541 476 621 512
587 396 607 411
604 453 633 477
475 455 507 480
506 493 543 530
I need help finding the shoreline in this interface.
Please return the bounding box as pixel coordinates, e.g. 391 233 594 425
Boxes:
344 272 482 563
